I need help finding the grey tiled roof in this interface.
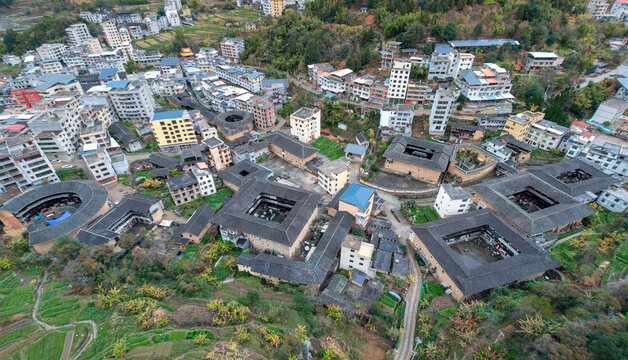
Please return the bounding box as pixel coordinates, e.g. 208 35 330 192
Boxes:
109 123 141 146
392 253 410 276
149 153 182 169
149 168 170 178
411 209 558 296
236 211 355 285
213 110 254 135
211 178 322 247
528 158 619 197
378 239 403 254
264 132 318 160
442 184 472 200
382 135 453 172
218 160 272 188
497 134 534 152
1 181 108 246
450 122 480 132
472 173 597 237
166 173 197 191
372 250 393 272
76 193 161 246
172 204 214 244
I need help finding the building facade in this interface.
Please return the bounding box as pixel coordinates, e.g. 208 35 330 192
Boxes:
290 107 321 143
429 87 456 135
151 110 197 152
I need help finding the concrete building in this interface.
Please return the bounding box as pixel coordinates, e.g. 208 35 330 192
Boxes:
502 111 545 141
428 44 474 80
86 38 103 54
108 80 155 122
380 103 414 134
339 235 374 274
525 119 568 150
387 61 411 104
318 68 355 95
588 0 610 18
220 38 246 63
203 137 233 172
339 183 375 228
0 135 59 193
102 20 123 48
597 187 628 212
265 131 318 170
405 80 429 105
429 86 457 135
40 59 63 74
584 141 628 177
456 63 513 103
317 159 350 195
36 43 67 61
66 23 92 47
82 148 117 184
524 52 565 71
382 135 453 184
167 173 199 205
165 0 182 10
151 110 197 152
610 0 628 20
434 184 471 218
558 132 594 158
290 107 321 143
252 95 276 130
380 41 402 70
410 209 558 302
262 0 285 17
212 178 322 257
191 165 216 196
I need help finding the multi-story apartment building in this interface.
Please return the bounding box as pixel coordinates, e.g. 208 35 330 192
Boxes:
195 119 218 140
262 0 285 16
252 95 276 129
584 142 628 177
107 80 155 122
167 173 199 205
0 135 59 193
380 41 402 70
433 184 472 218
204 136 233 171
86 38 103 54
501 111 544 141
524 52 565 71
40 59 63 74
318 68 356 94
36 43 67 61
151 110 197 152
558 131 594 158
317 159 350 195
339 183 375 228
405 80 428 105
587 0 610 18
83 148 117 184
165 0 183 10
351 76 375 101
102 20 123 48
387 61 411 104
524 119 568 150
290 107 321 143
220 38 246 63
429 87 457 135
10 89 41 108
369 79 388 104
214 64 264 93
456 63 513 103
380 103 414 134
191 165 216 196
80 11 107 23
66 23 92 47
597 187 628 213
339 235 374 274
609 0 628 20
428 44 474 80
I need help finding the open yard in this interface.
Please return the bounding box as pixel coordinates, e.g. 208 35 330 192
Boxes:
311 136 344 160
401 203 440 224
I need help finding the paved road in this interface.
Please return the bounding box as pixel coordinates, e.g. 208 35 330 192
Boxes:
576 63 628 90
32 267 98 360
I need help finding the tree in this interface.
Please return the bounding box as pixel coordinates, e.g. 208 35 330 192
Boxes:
193 333 210 345
443 22 458 41
52 236 84 264
112 339 128 358
140 178 163 189
474 23 484 37
117 233 136 251
409 64 427 80
125 60 139 73
326 304 344 322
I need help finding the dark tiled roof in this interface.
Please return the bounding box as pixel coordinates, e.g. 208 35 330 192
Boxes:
218 160 272 188
497 134 534 152
528 158 619 197
109 122 141 146
378 239 402 254
75 193 161 246
411 209 558 296
372 250 393 272
181 146 203 162
236 211 355 285
149 153 182 169
382 135 453 172
1 181 108 246
211 178 322 247
450 122 480 132
166 173 197 191
472 173 597 237
172 204 214 243
264 132 318 160
149 168 171 178
213 110 254 136
392 253 410 276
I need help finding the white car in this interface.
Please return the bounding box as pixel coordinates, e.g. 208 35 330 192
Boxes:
51 160 61 164
61 165 73 169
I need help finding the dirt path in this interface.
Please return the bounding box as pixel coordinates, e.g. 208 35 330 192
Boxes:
60 331 74 360
32 267 98 360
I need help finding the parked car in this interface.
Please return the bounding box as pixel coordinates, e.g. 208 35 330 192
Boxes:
61 165 73 169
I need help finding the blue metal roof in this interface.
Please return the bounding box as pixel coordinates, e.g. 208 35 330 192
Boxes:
459 69 482 86
152 110 185 121
261 78 289 88
345 143 367 156
161 57 179 66
98 68 118 80
107 80 131 89
35 74 76 90
434 43 453 54
449 39 519 48
340 183 374 211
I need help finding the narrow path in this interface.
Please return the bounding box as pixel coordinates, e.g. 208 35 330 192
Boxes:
60 331 73 360
32 267 98 360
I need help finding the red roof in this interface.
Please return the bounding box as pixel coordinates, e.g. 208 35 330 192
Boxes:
581 132 593 139
571 120 591 130
6 125 25 131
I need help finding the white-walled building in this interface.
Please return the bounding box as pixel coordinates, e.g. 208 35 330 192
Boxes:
36 43 67 61
108 80 155 122
318 68 355 94
387 61 411 103
456 63 513 103
584 142 628 177
83 147 117 184
339 235 374 275
380 103 414 134
558 131 594 158
524 119 568 150
596 187 628 212
429 87 457 135
428 44 474 80
166 8 181 27
290 107 321 143
317 159 350 195
434 184 472 218
587 0 610 18
220 38 246 64
0 135 60 193
102 21 123 48
192 165 217 196
165 0 182 10
66 23 92 47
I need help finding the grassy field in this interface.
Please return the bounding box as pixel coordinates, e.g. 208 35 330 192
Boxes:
311 136 344 160
403 205 439 225
171 187 233 217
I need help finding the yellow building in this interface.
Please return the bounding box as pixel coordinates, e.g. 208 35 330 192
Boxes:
270 0 285 17
151 110 197 151
502 111 544 141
